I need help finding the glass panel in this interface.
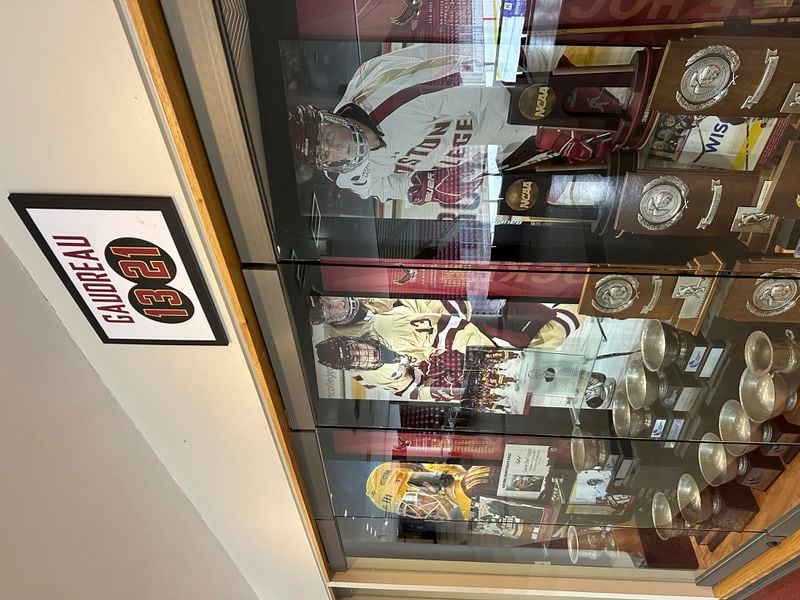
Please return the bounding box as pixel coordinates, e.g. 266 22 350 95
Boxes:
280 264 800 449
319 428 773 571
248 32 800 269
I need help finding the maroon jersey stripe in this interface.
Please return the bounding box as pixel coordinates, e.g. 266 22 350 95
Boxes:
370 72 463 125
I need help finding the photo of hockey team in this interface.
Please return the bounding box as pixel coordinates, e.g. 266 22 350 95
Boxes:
643 112 786 172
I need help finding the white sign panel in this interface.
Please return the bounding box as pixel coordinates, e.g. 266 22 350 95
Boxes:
11 194 227 345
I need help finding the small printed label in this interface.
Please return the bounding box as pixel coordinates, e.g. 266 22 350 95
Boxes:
615 459 634 480
755 180 772 212
663 418 686 449
675 388 701 412
700 347 724 378
685 346 708 373
667 418 686 438
765 444 789 457
651 418 667 438
744 471 765 486
603 453 620 472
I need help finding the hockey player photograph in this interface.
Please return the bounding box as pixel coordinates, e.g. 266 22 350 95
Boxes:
309 294 589 409
364 460 554 543
280 41 639 221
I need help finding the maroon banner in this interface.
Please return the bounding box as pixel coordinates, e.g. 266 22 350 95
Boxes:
319 261 587 299
332 429 509 460
296 0 477 43
331 429 571 462
557 0 800 27
296 0 800 44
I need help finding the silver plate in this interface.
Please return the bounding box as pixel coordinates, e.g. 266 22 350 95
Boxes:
676 45 740 112
747 269 800 318
638 175 689 231
592 275 640 314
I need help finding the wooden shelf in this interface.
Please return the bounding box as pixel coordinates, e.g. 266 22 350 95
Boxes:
693 453 800 569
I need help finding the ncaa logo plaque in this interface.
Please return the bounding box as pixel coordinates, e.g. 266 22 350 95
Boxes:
504 179 539 212
10 194 227 345
518 84 556 120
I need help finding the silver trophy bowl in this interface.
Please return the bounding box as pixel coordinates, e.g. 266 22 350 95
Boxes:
698 432 740 486
625 358 668 409
677 473 722 525
651 491 685 541
739 369 796 424
612 388 653 437
571 426 611 473
719 399 765 456
641 320 688 372
744 330 798 376
567 526 618 564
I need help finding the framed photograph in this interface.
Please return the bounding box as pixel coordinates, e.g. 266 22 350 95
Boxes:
644 114 783 172
497 444 552 500
10 194 227 345
310 294 585 411
566 470 634 516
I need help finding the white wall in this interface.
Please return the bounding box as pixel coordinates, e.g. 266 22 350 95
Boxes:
0 237 257 600
0 2 328 599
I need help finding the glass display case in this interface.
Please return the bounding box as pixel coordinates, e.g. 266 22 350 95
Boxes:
265 258 800 580
246 0 800 272
318 428 769 572
214 0 800 590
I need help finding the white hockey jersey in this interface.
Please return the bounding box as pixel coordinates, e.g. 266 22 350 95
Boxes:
333 44 560 202
347 299 583 401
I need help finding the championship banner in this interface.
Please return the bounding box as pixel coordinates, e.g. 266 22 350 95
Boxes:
331 429 510 460
556 0 800 28
10 194 227 345
295 0 800 44
555 1 800 45
319 262 588 299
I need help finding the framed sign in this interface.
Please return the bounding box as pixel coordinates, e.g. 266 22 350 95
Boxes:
10 194 227 345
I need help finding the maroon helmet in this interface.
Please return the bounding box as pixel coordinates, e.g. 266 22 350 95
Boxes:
315 336 383 371
287 105 370 173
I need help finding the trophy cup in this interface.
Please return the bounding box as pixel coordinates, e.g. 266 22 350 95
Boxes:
625 359 669 409
612 387 653 437
570 425 611 472
718 399 773 457
651 491 687 541
641 320 690 371
739 369 798 423
699 432 784 491
744 330 799 377
677 473 722 526
677 473 759 550
567 526 619 565
698 433 745 486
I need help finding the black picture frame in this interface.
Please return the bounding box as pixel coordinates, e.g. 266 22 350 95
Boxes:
9 193 228 346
